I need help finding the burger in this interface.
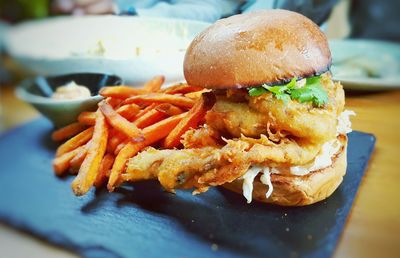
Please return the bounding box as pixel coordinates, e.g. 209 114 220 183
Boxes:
123 9 354 206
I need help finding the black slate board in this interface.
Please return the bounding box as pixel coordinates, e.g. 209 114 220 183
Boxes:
0 118 375 258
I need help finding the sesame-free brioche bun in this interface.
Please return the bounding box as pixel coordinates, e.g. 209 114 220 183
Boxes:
223 136 347 206
184 9 331 89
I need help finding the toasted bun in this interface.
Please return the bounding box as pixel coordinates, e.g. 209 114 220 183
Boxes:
223 137 347 206
184 10 331 89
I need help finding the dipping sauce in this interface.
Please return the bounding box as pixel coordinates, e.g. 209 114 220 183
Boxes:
52 81 91 100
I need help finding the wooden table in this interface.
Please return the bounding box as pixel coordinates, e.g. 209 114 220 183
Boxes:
0 84 399 258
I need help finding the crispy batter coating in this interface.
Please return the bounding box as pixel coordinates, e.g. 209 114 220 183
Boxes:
124 142 250 192
181 126 221 148
249 75 344 143
123 136 322 192
123 74 346 193
205 100 270 138
242 135 322 166
206 74 344 143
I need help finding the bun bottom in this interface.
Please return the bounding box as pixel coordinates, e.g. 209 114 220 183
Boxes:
223 137 347 206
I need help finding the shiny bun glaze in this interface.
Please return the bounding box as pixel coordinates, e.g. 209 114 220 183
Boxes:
184 9 332 89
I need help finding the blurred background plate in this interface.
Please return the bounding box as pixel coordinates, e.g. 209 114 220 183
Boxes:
4 16 210 85
330 39 400 90
0 20 10 52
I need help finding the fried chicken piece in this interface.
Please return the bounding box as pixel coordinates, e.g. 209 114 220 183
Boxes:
241 135 322 166
250 77 344 143
123 147 175 182
206 74 345 144
123 75 345 193
206 99 270 138
124 142 250 192
181 126 221 148
123 135 321 192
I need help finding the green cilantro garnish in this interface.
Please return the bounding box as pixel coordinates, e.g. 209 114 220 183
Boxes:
262 78 297 103
248 87 267 97
248 76 328 107
291 77 328 106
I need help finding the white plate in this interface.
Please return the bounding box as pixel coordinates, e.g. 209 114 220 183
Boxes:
4 16 210 84
330 39 400 90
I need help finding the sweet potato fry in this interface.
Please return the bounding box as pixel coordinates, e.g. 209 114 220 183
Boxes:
53 145 86 176
163 92 216 149
100 86 147 99
69 142 90 171
143 75 165 92
94 154 115 188
133 108 167 129
155 103 183 116
71 110 109 196
56 127 94 157
52 73 216 195
162 83 203 94
130 103 183 129
132 103 157 120
107 97 123 108
114 140 128 155
51 122 87 142
99 100 144 142
142 112 187 145
108 143 142 191
78 112 96 126
116 104 140 120
185 90 208 100
124 93 195 108
107 112 187 191
107 131 126 154
79 104 140 126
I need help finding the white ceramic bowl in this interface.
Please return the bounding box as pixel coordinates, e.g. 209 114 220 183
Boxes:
16 73 122 128
5 16 210 85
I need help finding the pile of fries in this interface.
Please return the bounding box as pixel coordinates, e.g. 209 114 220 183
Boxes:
51 76 212 196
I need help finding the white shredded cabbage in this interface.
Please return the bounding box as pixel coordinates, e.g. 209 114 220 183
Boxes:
241 166 273 203
241 166 260 203
259 168 273 198
337 110 356 135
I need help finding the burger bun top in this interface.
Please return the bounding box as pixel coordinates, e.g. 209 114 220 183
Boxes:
184 9 331 89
